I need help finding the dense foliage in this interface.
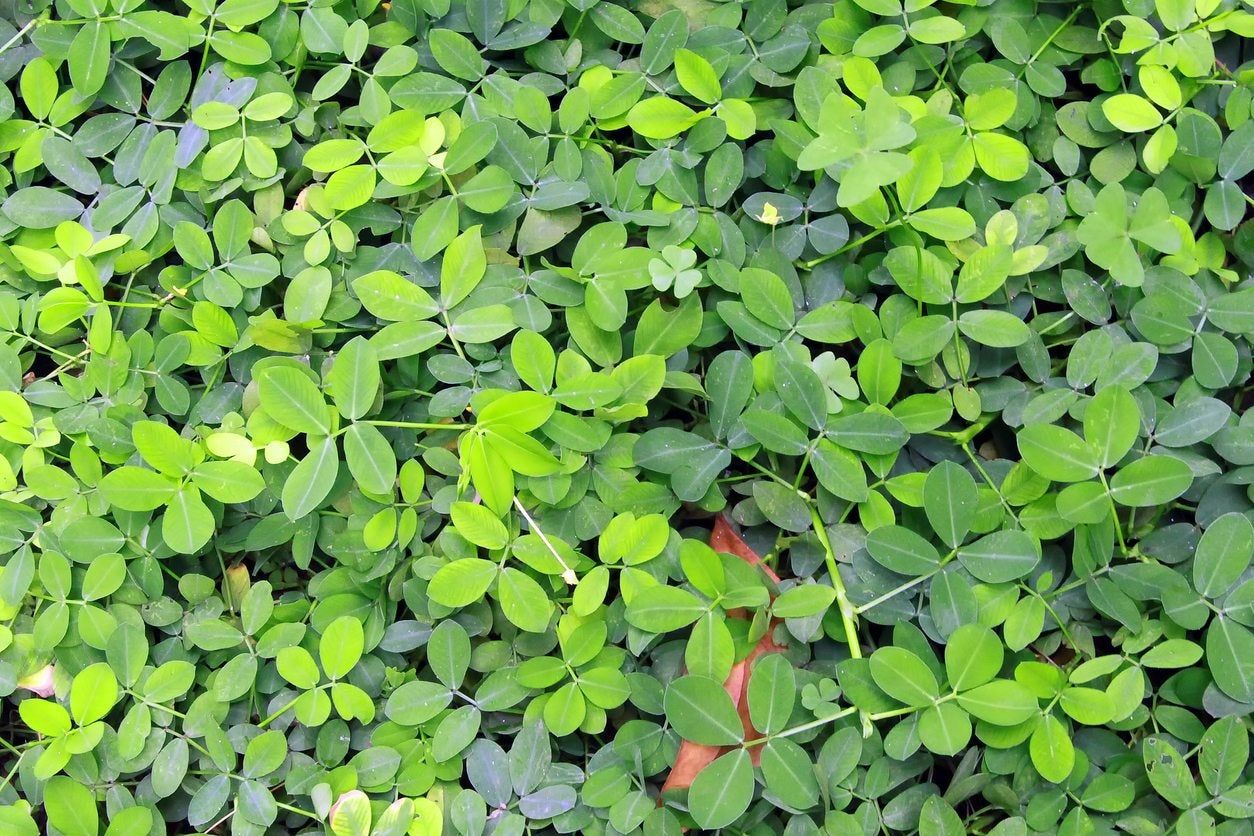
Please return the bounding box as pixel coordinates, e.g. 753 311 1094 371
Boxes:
0 0 1252 832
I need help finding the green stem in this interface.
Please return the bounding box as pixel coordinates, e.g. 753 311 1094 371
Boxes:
258 690 311 728
930 413 994 445
803 220 902 269
1017 7 1081 77
274 800 319 819
745 694 956 748
0 750 24 795
357 420 468 431
1097 470 1129 554
742 455 808 496
961 441 1020 526
855 564 942 615
745 705 859 747
810 504 861 658
441 311 467 361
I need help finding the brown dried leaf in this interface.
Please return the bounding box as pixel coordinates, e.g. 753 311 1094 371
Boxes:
660 516 785 792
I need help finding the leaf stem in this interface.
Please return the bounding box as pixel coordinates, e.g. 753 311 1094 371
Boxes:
961 441 1021 526
273 800 319 819
357 420 469 431
802 220 902 269
1097 470 1129 554
809 504 861 658
855 564 941 615
741 454 808 497
1017 7 1081 77
744 705 859 746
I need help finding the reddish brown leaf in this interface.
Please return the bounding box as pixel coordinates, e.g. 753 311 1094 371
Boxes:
660 516 786 793
709 515 780 583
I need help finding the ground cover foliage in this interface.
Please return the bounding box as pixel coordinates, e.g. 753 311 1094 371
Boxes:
0 0 1251 831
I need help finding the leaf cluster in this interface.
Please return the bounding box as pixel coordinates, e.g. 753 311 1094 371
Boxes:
0 0 1251 834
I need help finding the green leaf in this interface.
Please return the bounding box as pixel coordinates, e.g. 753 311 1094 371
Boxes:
353 270 439 322
441 226 487 309
908 16 965 44
276 647 320 689
918 702 972 756
760 738 819 809
923 461 977 548
856 339 901 406
1030 714 1075 783
450 501 509 549
945 624 1002 691
70 663 118 726
957 310 1031 347
432 705 481 760
747 653 795 735
956 680 1038 725
386 680 453 725
972 132 1030 181
957 530 1039 583
1193 512 1252 598
685 612 734 681
811 440 869 502
625 585 706 633
1017 424 1100 482
826 411 909 454
918 796 964 836
1140 638 1203 669
429 558 499 608
1059 686 1115 725
1081 772 1136 813
772 584 836 619
497 567 553 633
44 776 99 836
320 616 364 679
1083 386 1140 468
191 461 266 504
1108 455 1193 507
476 391 555 432
543 681 586 736
689 750 753 829
260 367 331 435
328 337 380 420
627 96 704 139
429 29 486 79
162 489 215 554
343 423 397 495
324 165 376 211
5 187 84 229
869 646 939 707
673 49 721 104
281 437 340 520
1206 618 1254 703
243 730 288 778
68 21 110 97
908 207 977 240
775 353 829 430
1102 94 1163 132
866 525 942 576
98 467 178 512
664 675 744 745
